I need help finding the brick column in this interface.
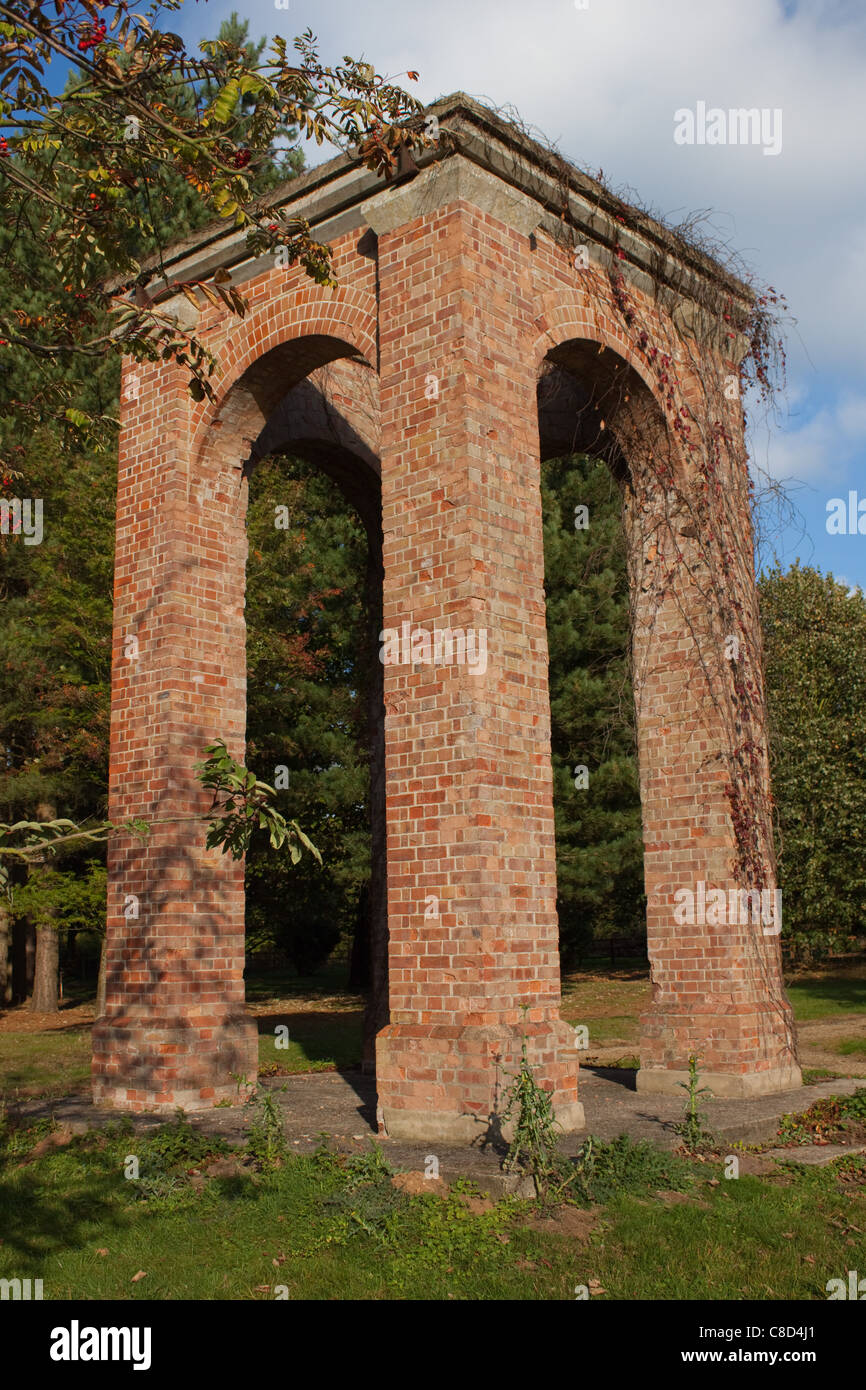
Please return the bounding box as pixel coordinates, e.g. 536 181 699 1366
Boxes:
92 349 257 1111
621 395 801 1098
364 162 582 1141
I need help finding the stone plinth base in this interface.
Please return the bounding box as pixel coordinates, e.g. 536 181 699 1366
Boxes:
376 1018 582 1142
380 1100 585 1143
636 1063 802 1099
91 1009 258 1112
637 1000 801 1100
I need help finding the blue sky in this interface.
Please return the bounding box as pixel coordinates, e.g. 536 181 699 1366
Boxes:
167 0 866 588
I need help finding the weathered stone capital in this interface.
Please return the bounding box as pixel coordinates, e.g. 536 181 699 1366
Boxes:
360 154 543 239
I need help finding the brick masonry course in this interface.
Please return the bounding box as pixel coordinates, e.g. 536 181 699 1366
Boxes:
92 94 800 1139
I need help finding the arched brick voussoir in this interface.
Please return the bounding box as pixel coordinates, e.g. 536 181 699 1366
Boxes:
531 290 665 410
189 287 379 470
533 323 690 491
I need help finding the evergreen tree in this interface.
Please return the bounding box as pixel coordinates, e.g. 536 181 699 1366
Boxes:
759 562 866 960
541 453 645 965
0 12 310 1005
244 454 371 974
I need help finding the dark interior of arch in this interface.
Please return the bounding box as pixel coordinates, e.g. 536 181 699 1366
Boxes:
237 334 369 421
538 346 653 484
242 370 388 1065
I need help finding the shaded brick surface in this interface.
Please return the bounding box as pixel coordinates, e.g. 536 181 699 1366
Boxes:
95 123 798 1127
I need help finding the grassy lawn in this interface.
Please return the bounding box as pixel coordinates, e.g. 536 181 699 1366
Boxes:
257 1012 363 1074
785 965 866 1021
0 1030 92 1100
1 1110 864 1300
2 957 863 1102
246 962 364 1076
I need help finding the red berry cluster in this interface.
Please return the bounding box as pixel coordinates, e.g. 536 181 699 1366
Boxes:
0 137 8 158
232 149 251 168
78 20 107 52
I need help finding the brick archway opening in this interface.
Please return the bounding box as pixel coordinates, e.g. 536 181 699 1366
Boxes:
242 363 388 1071
537 340 800 1096
92 341 384 1111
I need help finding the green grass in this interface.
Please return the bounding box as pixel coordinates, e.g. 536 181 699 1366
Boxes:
576 1015 640 1046
244 960 357 1003
835 1037 866 1057
0 1030 91 1099
1 1118 864 1300
585 1166 866 1300
256 1012 363 1074
786 969 866 1021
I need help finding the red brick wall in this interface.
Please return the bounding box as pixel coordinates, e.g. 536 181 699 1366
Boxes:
95 164 798 1121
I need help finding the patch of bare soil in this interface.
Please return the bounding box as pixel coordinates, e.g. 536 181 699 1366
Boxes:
391 1171 451 1198
0 1001 94 1034
731 1152 785 1177
15 1125 76 1165
528 1205 601 1240
797 1016 866 1076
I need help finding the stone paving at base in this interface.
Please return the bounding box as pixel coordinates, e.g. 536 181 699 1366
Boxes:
8 1067 864 1193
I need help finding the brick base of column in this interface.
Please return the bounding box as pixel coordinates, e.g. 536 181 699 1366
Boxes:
91 1009 258 1112
637 1002 802 1098
375 1019 584 1142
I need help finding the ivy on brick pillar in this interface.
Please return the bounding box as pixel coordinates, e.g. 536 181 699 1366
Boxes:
92 347 258 1112
620 397 801 1098
364 159 583 1141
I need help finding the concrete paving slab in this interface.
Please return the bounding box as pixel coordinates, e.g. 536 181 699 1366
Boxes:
6 1066 864 1196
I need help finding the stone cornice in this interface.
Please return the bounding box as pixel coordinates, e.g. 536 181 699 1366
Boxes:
119 91 754 332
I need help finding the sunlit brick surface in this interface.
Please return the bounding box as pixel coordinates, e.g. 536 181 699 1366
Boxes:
94 107 799 1125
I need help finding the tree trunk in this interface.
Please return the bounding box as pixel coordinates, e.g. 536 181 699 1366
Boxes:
0 892 11 1006
28 802 60 1013
95 936 107 1017
348 884 371 989
30 925 59 1012
11 916 34 1002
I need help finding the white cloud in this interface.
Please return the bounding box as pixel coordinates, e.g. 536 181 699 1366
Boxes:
753 391 866 484
194 0 866 511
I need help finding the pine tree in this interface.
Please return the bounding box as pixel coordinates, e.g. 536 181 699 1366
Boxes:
541 453 645 965
244 454 372 974
0 13 310 1005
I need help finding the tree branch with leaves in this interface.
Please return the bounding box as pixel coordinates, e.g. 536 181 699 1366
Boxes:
0 0 426 466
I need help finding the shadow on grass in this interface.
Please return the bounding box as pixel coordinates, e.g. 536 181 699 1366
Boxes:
0 1131 271 1276
244 962 359 1004
787 973 866 1019
0 1141 137 1270
256 1010 363 1072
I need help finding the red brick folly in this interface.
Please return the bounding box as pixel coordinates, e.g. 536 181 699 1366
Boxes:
92 94 801 1138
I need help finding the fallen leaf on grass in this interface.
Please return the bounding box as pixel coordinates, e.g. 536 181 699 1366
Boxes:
95 1248 108 1257
131 1270 147 1283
